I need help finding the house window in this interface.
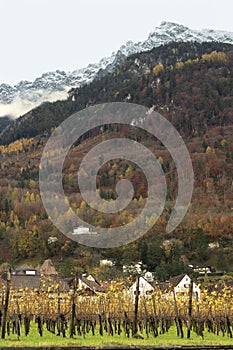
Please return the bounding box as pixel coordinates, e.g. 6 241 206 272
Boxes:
134 291 141 295
146 290 153 295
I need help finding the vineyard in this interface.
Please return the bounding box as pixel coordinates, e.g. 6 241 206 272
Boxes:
1 278 233 347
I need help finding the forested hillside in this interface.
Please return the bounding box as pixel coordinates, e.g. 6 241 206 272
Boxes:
0 41 233 279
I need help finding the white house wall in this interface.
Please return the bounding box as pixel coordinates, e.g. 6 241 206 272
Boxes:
130 276 154 297
174 274 201 300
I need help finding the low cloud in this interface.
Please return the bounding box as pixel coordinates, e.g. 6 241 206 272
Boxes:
0 90 68 119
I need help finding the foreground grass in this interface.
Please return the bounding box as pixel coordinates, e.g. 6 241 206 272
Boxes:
1 323 233 347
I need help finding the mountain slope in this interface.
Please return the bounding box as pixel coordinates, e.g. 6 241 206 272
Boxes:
0 41 233 272
1 41 233 145
1 21 233 118
0 116 11 134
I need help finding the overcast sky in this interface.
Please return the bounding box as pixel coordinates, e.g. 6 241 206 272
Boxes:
1 0 233 85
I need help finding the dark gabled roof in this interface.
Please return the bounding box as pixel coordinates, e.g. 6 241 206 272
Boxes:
40 259 58 275
0 274 70 292
64 277 73 286
12 264 40 276
85 274 100 285
15 264 36 271
10 275 41 290
169 274 187 287
151 281 170 292
80 276 105 293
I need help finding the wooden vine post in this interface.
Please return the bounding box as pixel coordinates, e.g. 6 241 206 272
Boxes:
70 275 77 338
133 275 140 337
1 269 11 339
172 287 183 338
187 277 193 339
57 285 61 336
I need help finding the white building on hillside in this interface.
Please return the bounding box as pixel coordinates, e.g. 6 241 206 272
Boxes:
72 226 97 235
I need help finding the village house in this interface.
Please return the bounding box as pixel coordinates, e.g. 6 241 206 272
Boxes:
191 265 216 275
12 264 40 276
9 264 41 290
0 260 68 292
72 226 97 236
77 274 105 295
169 274 201 300
129 273 201 300
100 259 114 267
123 261 144 275
130 276 155 297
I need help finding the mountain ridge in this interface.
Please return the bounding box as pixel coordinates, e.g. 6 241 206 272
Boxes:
1 21 233 118
1 40 232 146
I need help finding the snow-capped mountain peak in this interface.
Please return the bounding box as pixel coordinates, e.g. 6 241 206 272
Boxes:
1 21 233 119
